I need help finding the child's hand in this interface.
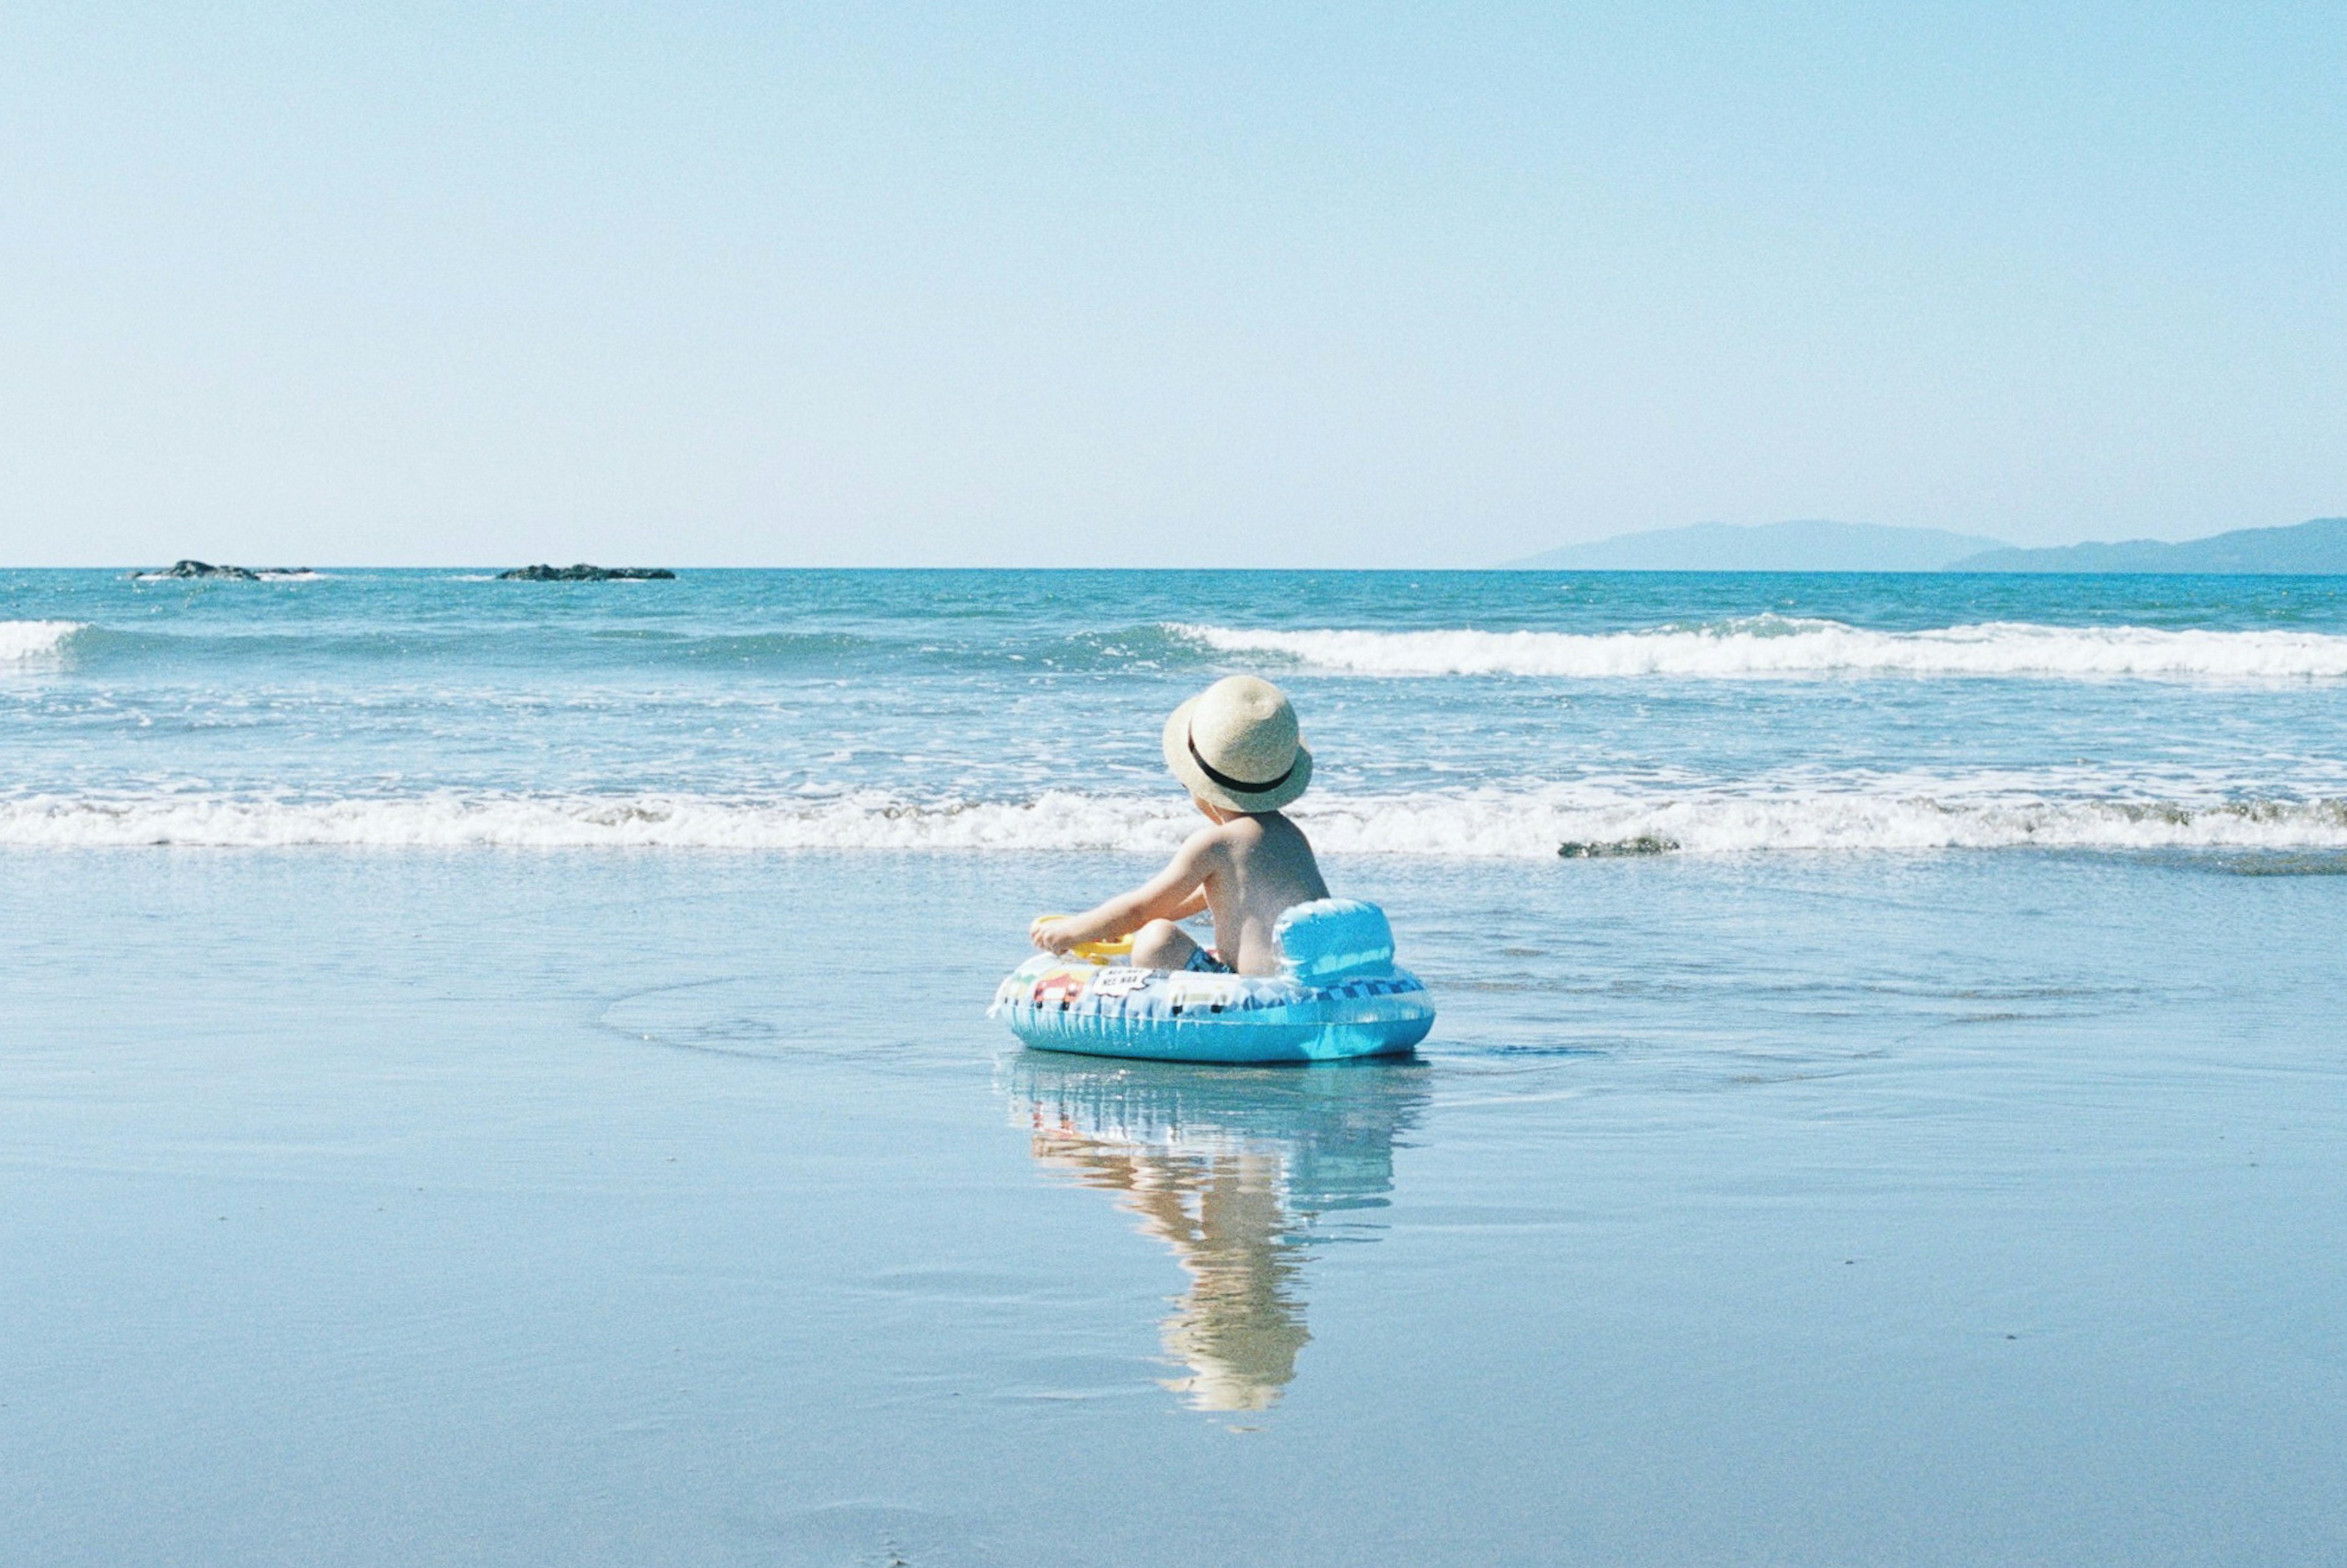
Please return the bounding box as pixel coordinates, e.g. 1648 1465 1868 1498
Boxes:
1030 916 1079 954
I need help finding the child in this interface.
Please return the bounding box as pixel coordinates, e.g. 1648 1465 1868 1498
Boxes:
1030 675 1329 976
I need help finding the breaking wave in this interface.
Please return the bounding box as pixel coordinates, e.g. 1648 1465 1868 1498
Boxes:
1171 618 2347 680
4 788 2344 855
0 621 87 661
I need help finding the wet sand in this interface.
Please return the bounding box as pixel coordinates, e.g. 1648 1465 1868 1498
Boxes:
4 848 2343 1565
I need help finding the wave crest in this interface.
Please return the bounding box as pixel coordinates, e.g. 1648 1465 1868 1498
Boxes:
0 621 87 661
1171 618 2347 680
3 788 2344 855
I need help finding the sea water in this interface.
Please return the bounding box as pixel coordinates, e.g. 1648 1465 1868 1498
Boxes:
3 570 2344 1564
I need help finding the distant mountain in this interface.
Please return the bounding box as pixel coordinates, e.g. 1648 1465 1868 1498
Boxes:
1949 517 2347 574
1504 519 2010 572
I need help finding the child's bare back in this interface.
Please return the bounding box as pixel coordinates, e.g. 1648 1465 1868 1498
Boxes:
1030 676 1329 976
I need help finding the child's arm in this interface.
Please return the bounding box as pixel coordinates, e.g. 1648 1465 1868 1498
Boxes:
1031 833 1216 953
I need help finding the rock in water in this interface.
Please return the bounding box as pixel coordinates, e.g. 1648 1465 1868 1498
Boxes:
1557 835 1678 858
159 560 260 581
497 563 678 581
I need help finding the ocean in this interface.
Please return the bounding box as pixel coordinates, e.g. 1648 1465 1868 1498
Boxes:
5 568 2344 1564
6 569 2347 851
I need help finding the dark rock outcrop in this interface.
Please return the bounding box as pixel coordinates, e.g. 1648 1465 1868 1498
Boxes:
158 559 260 580
497 563 677 582
1558 835 1678 858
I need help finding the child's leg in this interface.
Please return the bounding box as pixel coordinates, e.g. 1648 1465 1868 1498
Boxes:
1128 920 1201 972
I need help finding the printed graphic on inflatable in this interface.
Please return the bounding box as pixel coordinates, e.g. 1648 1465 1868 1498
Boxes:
1087 967 1155 999
1029 967 1092 1009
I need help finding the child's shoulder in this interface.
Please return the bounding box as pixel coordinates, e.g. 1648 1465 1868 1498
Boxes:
1184 815 1246 851
1181 813 1264 857
1198 811 1298 853
1250 808 1309 841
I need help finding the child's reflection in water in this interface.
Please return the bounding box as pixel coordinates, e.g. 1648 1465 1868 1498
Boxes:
1030 1132 1309 1411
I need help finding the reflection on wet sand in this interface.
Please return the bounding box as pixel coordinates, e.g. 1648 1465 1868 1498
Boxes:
1005 1055 1430 1412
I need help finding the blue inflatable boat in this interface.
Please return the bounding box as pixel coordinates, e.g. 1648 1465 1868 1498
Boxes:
991 899 1435 1064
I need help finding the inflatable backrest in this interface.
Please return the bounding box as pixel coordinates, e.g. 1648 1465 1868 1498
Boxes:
1276 899 1397 984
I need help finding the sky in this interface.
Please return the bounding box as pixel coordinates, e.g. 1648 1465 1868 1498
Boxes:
1 3 2341 568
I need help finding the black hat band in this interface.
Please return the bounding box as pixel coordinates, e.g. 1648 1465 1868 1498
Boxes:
1188 728 1296 796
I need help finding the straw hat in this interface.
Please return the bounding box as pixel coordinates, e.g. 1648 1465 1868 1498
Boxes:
1162 676 1313 813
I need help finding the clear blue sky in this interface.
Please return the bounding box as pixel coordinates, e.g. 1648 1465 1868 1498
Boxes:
2 3 2340 566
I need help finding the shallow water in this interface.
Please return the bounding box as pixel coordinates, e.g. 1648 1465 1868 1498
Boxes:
6 847 2342 1565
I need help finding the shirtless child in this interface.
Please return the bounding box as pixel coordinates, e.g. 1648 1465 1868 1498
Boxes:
1029 676 1328 977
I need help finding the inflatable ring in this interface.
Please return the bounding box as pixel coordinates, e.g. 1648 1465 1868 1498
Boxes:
992 899 1434 1064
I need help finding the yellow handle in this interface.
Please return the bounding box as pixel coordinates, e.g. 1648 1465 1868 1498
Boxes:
1038 914 1134 962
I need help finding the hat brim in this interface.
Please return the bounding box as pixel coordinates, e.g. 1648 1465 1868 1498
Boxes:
1162 697 1313 814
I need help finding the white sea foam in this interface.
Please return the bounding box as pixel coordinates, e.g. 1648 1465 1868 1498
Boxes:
0 792 1197 852
1172 619 2347 680
3 788 2343 855
0 621 86 661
